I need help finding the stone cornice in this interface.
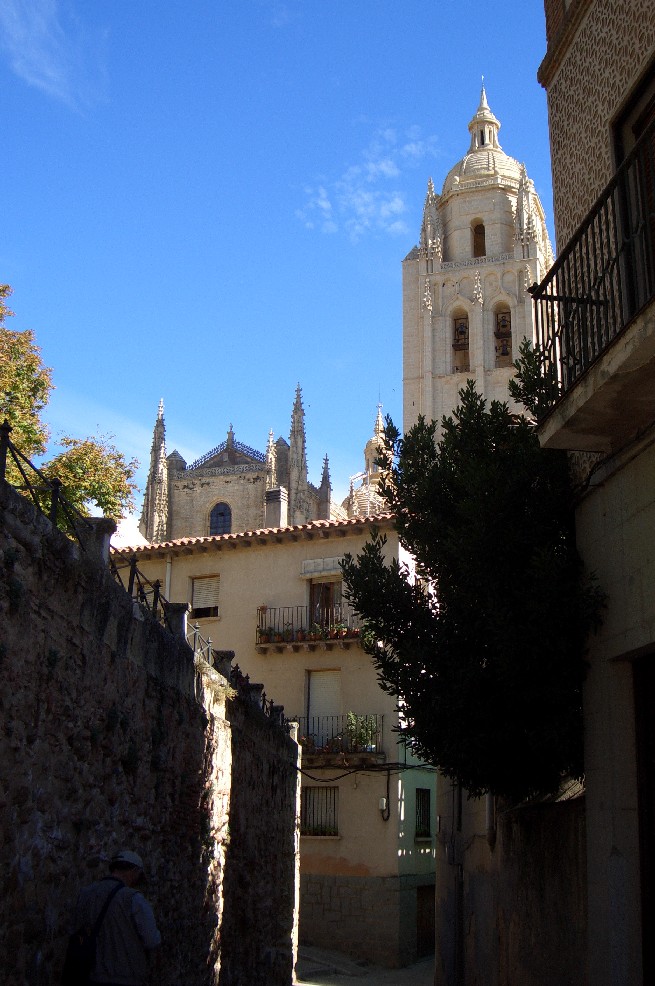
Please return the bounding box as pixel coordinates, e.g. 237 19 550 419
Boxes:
439 252 514 271
171 463 264 481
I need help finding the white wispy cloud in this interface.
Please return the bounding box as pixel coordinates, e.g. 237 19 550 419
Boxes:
0 0 106 108
298 125 439 241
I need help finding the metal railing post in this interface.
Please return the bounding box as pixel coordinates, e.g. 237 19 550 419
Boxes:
152 579 161 618
127 555 137 596
0 419 12 482
49 477 62 526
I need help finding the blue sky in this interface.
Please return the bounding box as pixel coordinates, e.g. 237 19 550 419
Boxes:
1 0 553 515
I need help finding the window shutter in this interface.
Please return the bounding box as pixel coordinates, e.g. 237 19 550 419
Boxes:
192 576 220 608
308 670 341 719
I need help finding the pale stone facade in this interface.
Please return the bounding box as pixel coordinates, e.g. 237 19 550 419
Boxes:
140 386 335 541
140 390 391 542
116 514 437 968
402 88 553 435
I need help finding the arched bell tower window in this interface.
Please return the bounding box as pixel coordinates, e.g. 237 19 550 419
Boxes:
494 309 512 367
452 312 470 373
209 502 232 536
473 222 486 258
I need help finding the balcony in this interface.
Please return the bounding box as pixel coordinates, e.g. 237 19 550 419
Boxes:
295 714 385 766
255 605 363 652
531 117 655 451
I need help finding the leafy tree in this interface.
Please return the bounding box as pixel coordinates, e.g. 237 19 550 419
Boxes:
0 285 52 457
508 336 561 420
1 285 137 520
342 380 604 802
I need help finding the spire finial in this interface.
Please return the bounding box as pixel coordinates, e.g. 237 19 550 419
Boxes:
157 398 164 420
479 77 489 111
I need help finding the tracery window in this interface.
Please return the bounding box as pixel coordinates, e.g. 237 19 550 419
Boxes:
494 309 512 367
209 502 231 536
452 312 470 373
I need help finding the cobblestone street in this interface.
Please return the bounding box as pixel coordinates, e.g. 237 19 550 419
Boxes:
295 946 434 986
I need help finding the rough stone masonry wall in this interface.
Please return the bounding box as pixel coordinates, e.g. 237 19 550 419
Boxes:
435 797 587 986
0 481 299 986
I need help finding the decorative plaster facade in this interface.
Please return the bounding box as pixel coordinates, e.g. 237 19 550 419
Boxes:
539 0 655 249
402 88 553 435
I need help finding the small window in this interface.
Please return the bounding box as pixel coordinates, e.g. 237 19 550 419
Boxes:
191 575 220 619
209 502 231 536
416 788 431 838
473 223 486 258
301 786 339 836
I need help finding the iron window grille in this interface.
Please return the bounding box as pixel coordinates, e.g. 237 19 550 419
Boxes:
301 786 339 836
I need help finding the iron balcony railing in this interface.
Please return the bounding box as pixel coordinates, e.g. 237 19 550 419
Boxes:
256 604 362 645
110 552 174 632
295 714 384 755
530 116 655 416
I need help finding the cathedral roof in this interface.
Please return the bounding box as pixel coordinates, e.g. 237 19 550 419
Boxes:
441 86 522 199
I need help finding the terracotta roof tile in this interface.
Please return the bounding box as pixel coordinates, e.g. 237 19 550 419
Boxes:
112 512 394 555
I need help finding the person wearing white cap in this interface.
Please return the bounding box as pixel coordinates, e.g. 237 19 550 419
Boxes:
69 849 161 985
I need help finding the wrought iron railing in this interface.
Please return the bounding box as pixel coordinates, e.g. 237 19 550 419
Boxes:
0 418 94 546
187 622 214 663
256 604 362 644
186 438 265 471
530 116 655 415
230 663 292 733
110 552 174 632
295 713 383 755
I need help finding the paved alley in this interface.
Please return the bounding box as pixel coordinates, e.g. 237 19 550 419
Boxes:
295 946 434 986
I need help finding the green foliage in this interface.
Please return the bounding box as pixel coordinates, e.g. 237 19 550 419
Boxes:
508 337 560 420
0 285 52 458
42 435 137 520
342 382 604 801
0 285 137 520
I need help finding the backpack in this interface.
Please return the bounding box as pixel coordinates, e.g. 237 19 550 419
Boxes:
61 880 123 986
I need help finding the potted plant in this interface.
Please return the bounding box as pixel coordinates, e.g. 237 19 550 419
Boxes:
296 627 306 642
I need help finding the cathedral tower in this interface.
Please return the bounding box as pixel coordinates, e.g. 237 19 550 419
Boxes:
402 87 553 434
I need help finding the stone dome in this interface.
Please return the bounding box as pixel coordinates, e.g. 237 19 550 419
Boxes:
441 86 522 198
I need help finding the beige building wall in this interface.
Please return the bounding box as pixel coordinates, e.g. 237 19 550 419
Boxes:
117 515 437 967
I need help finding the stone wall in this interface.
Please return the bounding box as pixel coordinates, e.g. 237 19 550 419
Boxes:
300 872 435 968
435 795 587 986
0 481 299 986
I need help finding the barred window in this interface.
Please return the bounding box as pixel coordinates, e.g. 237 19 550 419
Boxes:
191 575 220 619
415 788 431 838
301 786 338 836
